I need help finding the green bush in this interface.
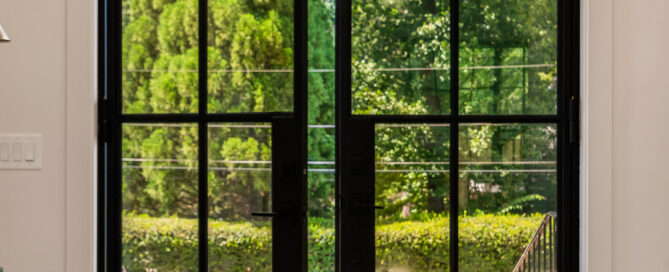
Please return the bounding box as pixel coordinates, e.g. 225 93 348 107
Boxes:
122 214 542 272
306 218 336 272
122 215 200 272
459 214 544 271
376 214 543 271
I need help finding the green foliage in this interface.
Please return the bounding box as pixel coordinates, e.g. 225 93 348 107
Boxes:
459 0 558 115
157 0 198 55
209 219 272 271
351 0 450 115
375 125 450 216
122 214 542 271
122 215 199 272
122 125 199 218
229 11 293 112
458 214 544 271
497 194 547 214
458 124 557 215
150 48 199 113
307 217 336 272
207 126 272 220
305 0 336 220
121 0 559 221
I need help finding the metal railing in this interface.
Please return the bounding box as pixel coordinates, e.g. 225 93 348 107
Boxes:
513 212 557 272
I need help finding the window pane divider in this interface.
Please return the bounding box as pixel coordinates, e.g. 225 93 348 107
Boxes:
197 0 208 271
355 115 560 124
448 0 460 271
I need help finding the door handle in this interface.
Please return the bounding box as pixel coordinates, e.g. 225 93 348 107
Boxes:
251 212 280 217
352 203 385 210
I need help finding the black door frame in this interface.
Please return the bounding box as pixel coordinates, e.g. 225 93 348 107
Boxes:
98 0 308 271
335 0 580 271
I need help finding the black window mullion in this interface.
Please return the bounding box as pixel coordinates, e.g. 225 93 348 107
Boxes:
556 0 580 270
294 0 309 270
198 0 207 115
351 114 559 123
197 0 208 270
120 113 294 123
448 0 460 271
335 0 352 269
197 121 208 272
106 0 124 270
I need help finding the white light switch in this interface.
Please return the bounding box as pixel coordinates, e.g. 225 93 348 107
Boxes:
0 142 9 161
12 142 23 161
0 134 42 170
25 143 35 161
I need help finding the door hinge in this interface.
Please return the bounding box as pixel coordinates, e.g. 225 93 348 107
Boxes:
569 95 579 144
99 96 109 142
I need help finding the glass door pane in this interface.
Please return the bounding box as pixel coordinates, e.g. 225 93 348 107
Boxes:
374 124 450 271
308 125 336 271
308 0 336 269
208 123 273 271
207 0 294 113
122 0 199 114
458 124 557 271
121 123 199 271
459 0 558 115
351 0 451 115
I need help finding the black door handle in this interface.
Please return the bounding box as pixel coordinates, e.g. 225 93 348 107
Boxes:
251 212 279 217
352 203 385 210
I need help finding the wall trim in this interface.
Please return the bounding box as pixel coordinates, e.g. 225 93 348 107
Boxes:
65 0 97 271
580 0 614 271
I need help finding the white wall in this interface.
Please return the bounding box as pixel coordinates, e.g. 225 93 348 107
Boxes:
0 0 95 271
583 0 669 271
611 0 669 271
581 0 615 271
0 0 68 271
1 0 669 271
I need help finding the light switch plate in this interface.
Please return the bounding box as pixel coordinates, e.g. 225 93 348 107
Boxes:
0 134 42 170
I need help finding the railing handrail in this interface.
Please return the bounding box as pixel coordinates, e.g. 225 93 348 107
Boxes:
513 212 557 272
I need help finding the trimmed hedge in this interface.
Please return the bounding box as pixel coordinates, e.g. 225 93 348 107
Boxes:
122 214 542 272
375 214 543 271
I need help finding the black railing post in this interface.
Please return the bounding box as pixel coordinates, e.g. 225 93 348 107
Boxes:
513 213 557 272
544 222 547 271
